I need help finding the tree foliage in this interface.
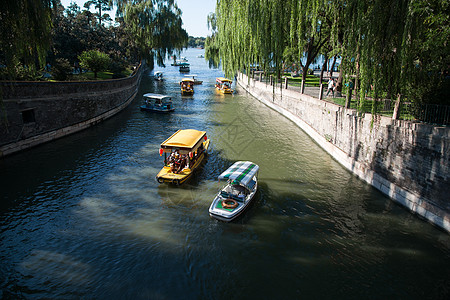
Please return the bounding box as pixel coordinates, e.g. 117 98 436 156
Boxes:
0 0 188 79
78 49 111 78
124 0 188 66
207 0 450 106
0 0 56 76
188 36 205 48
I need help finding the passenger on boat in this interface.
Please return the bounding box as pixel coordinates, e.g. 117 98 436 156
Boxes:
169 151 180 172
171 153 187 174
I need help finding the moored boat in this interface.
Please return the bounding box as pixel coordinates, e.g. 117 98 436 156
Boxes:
156 129 210 185
140 93 174 113
180 78 195 95
185 74 203 85
215 77 233 94
209 161 259 222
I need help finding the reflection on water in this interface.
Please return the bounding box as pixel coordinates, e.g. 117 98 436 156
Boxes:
0 49 449 299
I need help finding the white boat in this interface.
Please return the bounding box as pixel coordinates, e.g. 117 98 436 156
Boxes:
154 71 163 81
140 93 174 113
171 57 188 66
185 74 203 85
209 161 259 222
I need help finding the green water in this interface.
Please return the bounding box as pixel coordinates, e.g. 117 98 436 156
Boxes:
0 49 449 299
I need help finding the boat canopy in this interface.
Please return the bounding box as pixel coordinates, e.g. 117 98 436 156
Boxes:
181 78 195 83
143 93 171 101
216 77 232 83
218 161 259 187
161 129 206 154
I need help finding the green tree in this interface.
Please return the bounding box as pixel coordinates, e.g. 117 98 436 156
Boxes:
209 0 449 112
84 0 112 26
0 0 56 77
124 0 188 66
205 12 220 69
78 50 110 78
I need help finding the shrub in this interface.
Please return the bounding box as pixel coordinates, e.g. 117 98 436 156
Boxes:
52 58 72 81
78 50 110 79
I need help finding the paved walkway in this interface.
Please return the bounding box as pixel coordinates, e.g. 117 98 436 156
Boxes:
251 73 344 100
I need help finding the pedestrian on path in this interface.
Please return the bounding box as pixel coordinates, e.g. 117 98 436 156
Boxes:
326 77 335 97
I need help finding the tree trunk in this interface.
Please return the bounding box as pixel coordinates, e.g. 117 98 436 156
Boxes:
320 55 328 85
329 55 337 78
392 94 402 120
301 65 308 94
336 72 344 95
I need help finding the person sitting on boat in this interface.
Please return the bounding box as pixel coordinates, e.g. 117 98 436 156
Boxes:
169 152 180 172
173 154 187 174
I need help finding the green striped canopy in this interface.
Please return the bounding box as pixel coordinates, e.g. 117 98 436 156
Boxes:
218 161 259 187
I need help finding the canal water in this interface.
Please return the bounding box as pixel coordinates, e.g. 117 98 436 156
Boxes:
1 48 449 299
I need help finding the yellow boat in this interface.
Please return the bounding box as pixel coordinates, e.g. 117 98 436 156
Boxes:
215 77 233 94
180 78 195 95
156 129 210 185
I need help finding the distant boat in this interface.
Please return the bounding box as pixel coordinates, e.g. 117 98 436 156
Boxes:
154 71 163 81
197 54 204 58
215 77 233 94
171 57 188 66
179 63 190 73
185 74 203 85
140 93 174 113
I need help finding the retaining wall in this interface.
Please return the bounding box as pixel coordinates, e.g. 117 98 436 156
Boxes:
0 64 143 157
237 72 449 232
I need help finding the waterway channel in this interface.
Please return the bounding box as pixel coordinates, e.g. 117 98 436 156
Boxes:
1 48 449 299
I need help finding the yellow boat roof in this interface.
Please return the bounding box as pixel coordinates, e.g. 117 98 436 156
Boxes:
181 78 195 82
216 77 232 82
161 129 206 150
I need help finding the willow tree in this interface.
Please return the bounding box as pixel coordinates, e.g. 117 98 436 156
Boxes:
210 0 292 79
289 0 332 90
123 0 188 66
341 0 449 116
205 12 220 69
0 0 56 76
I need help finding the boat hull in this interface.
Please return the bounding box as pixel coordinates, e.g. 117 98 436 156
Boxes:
209 180 257 222
215 87 233 94
181 90 194 96
140 106 174 113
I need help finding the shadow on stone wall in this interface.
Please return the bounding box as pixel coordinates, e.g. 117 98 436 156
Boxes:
238 72 449 232
0 63 144 156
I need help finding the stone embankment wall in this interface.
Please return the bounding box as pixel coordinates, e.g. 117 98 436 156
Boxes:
237 72 449 232
0 64 143 157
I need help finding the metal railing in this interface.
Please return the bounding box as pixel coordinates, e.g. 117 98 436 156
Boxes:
402 102 450 125
249 71 449 126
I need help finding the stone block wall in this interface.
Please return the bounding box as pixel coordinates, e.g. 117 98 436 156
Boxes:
0 64 143 157
238 73 449 232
